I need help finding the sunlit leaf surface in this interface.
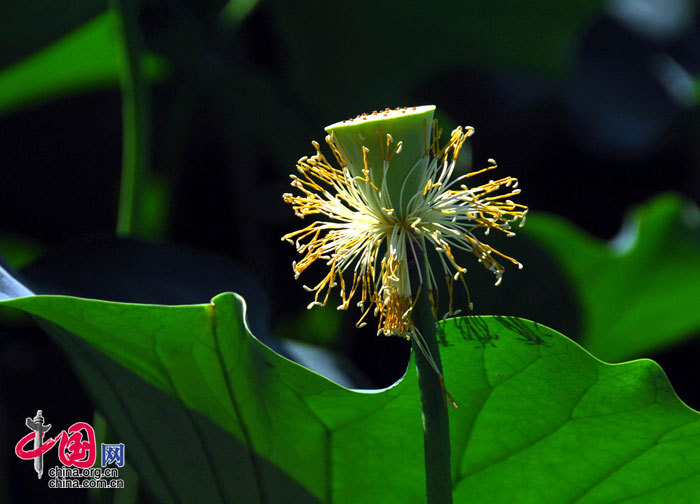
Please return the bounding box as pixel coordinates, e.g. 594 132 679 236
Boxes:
2 289 699 503
526 194 700 362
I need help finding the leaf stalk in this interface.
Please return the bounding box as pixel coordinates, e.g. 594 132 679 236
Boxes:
113 0 150 237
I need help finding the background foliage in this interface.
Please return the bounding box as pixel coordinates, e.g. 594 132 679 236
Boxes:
1 0 699 502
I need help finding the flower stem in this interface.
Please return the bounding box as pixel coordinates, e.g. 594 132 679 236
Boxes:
411 265 453 504
113 0 151 237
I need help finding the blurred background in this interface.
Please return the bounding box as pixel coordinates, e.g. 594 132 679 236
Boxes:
1 0 699 501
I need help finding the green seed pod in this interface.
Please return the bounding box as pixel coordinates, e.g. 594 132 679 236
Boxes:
325 105 435 217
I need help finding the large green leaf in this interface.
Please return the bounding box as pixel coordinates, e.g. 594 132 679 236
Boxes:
526 193 700 362
0 11 166 116
268 0 603 116
3 291 700 503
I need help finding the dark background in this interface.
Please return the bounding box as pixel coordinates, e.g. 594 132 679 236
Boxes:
1 1 699 502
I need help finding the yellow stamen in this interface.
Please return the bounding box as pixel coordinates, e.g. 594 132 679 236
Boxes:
282 122 527 338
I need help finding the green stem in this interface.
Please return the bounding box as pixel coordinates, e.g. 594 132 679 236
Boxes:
114 0 150 237
411 264 453 504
